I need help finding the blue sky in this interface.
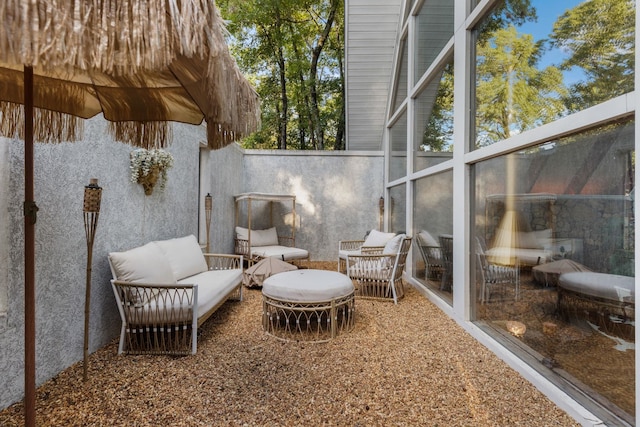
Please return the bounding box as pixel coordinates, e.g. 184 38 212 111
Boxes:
517 0 586 85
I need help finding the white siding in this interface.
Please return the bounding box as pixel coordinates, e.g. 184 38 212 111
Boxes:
345 0 402 150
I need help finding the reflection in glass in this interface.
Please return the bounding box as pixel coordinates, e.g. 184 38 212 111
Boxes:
474 119 635 420
474 0 635 148
413 171 453 304
389 184 406 236
414 61 454 172
414 1 454 85
389 112 407 182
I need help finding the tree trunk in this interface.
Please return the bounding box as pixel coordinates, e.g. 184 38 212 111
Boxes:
309 0 338 151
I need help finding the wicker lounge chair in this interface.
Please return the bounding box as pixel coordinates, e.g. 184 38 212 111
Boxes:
234 193 309 265
337 229 395 273
346 235 412 304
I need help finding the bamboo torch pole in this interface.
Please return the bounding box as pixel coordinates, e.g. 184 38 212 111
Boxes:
83 179 102 382
205 193 213 254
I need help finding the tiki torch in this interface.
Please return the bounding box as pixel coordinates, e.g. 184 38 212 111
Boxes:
378 196 384 231
83 178 102 381
205 193 213 254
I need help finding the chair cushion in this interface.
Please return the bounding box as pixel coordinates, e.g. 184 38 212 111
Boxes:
363 230 395 247
252 227 279 246
236 226 279 246
251 245 309 261
154 235 208 281
383 234 405 255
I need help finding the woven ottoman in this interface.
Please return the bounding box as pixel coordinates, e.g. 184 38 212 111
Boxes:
262 269 355 342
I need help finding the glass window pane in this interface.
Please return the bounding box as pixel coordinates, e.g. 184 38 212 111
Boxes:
414 0 454 84
474 0 635 148
473 119 635 418
413 171 454 304
392 38 408 114
389 112 407 182
414 61 454 172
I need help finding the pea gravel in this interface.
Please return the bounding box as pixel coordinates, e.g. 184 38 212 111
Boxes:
0 262 579 426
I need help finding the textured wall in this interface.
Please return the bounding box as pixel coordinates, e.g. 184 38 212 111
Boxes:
0 117 204 410
241 150 384 261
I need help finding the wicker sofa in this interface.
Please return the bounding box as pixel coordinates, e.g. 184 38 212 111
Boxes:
108 235 243 355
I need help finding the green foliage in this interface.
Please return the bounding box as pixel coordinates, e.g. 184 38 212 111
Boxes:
550 0 635 110
476 25 567 146
218 0 344 150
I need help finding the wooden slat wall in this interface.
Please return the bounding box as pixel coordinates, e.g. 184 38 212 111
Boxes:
345 0 402 151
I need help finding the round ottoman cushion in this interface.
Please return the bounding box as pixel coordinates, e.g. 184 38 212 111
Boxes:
263 270 354 302
559 272 635 302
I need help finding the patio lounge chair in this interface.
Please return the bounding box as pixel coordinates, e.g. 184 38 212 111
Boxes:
234 193 309 265
346 235 412 304
337 229 395 273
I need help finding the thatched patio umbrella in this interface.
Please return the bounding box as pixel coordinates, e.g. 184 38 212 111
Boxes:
0 2 259 425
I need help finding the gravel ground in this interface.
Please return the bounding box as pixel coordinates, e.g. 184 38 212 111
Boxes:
0 262 579 426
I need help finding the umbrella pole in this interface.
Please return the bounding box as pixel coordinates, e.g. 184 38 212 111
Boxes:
24 65 38 427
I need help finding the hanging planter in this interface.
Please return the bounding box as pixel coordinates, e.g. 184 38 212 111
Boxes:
130 148 174 195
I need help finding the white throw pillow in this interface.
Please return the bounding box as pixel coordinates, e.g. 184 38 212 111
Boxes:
533 229 553 248
109 242 176 284
235 226 249 240
418 230 438 247
154 235 208 280
516 231 540 249
363 229 396 247
109 242 176 305
251 227 279 246
383 234 406 255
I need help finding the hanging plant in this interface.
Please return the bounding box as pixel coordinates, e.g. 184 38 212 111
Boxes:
129 148 174 195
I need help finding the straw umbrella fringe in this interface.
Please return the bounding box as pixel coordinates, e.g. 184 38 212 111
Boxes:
0 0 216 73
0 3 260 426
0 0 261 149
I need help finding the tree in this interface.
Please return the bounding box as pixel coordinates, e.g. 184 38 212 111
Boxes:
550 0 635 110
218 0 344 150
476 25 567 146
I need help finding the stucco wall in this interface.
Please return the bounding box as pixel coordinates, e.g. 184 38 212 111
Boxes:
0 117 204 410
241 150 384 261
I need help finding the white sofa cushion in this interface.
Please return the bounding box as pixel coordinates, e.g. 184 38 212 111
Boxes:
179 270 244 319
363 230 396 247
124 269 243 324
108 242 176 305
154 235 208 281
109 242 176 284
